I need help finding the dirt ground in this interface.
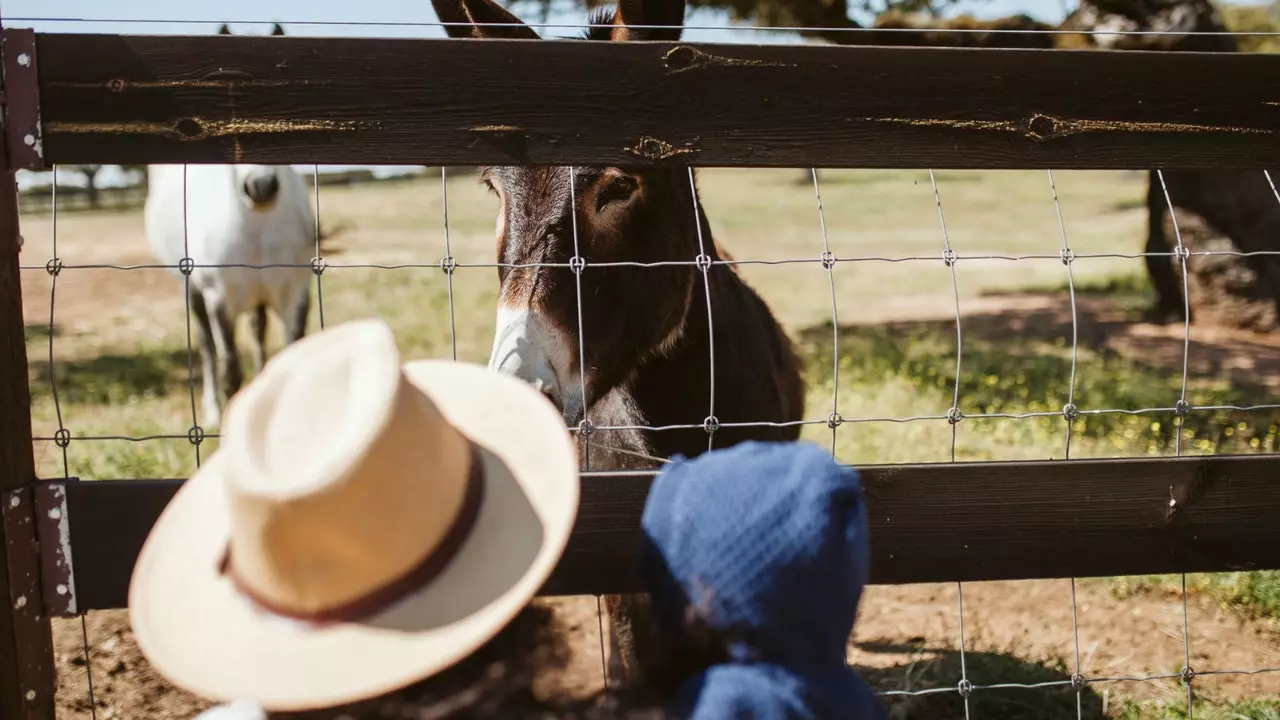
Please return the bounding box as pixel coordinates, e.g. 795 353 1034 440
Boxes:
51 579 1280 719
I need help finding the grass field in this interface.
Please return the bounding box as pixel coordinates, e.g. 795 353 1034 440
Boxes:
18 167 1280 718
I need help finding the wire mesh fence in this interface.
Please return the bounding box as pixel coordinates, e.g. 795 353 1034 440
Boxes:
6 10 1280 720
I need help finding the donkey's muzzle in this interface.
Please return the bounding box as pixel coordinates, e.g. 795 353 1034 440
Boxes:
244 175 281 208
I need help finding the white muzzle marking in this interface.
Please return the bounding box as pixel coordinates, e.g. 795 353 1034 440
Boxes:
487 307 584 425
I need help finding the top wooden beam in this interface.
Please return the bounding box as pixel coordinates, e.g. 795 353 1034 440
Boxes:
31 33 1280 169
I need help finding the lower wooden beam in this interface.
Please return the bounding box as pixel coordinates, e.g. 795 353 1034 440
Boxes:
45 453 1280 613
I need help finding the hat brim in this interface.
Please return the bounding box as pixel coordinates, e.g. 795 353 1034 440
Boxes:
128 360 580 711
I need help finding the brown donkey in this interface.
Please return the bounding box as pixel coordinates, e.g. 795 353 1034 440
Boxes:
432 0 806 682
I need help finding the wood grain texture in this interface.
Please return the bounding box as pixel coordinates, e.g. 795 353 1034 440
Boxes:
0 27 54 717
34 33 1280 168
53 453 1280 612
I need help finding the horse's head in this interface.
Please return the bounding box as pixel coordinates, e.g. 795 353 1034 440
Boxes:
433 0 701 426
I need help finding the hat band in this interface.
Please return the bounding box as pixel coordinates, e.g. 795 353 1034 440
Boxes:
220 441 486 624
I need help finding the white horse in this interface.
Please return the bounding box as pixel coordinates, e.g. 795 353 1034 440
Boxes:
145 162 315 428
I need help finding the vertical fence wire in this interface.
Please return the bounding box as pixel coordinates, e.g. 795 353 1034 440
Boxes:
312 165 327 330
810 169 840 456
928 169 971 717
440 167 457 361
47 167 100 720
687 168 718 452
179 166 203 468
562 167 609 685
1047 169 1085 720
1155 169 1196 718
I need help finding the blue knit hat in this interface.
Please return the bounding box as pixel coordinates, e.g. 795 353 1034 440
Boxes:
640 441 888 720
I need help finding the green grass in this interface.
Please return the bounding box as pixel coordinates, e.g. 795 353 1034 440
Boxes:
18 167 1280 714
1116 697 1280 719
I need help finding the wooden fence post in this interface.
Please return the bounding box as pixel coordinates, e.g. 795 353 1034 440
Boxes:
0 26 57 720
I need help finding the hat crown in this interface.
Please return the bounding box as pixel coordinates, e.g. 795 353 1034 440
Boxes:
220 319 473 616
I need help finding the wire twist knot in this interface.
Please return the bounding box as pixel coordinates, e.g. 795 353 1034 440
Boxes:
569 256 586 275
946 407 964 425
53 428 71 449
820 250 836 270
1174 399 1192 418
45 258 63 277
177 257 196 276
702 416 720 435
439 256 457 275
694 254 713 273
310 256 328 276
827 411 843 429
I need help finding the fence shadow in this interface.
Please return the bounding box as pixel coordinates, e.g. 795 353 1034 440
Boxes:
854 642 1104 719
792 291 1280 455
27 346 194 406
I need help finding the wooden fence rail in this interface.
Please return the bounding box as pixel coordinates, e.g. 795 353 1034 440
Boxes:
29 33 1280 169
7 25 1280 720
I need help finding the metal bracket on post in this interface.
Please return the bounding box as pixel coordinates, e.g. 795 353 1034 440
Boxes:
33 481 77 618
0 487 54 718
1 29 43 169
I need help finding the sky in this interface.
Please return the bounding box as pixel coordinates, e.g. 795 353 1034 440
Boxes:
9 0 1269 189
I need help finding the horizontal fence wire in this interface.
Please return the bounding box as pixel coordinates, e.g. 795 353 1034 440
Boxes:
13 16 1280 38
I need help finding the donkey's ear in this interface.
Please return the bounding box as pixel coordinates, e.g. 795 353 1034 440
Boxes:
610 0 685 41
271 22 285 36
430 0 541 40
217 23 232 35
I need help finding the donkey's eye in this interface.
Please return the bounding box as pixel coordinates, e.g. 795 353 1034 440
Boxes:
596 176 638 212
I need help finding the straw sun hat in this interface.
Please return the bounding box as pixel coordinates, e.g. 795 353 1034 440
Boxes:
128 318 580 711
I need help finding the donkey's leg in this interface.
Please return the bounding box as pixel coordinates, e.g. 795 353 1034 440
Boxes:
285 288 311 344
249 304 269 375
189 291 222 428
209 300 244 408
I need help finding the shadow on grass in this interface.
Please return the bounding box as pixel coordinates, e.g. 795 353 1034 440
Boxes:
856 643 1103 719
27 346 196 406
794 294 1280 456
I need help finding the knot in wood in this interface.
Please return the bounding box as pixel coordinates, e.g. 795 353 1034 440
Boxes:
1027 114 1057 140
664 45 698 72
175 118 206 140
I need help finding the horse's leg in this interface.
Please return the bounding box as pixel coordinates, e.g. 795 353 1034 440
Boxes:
189 290 222 428
285 287 311 344
208 299 243 409
249 304 268 375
